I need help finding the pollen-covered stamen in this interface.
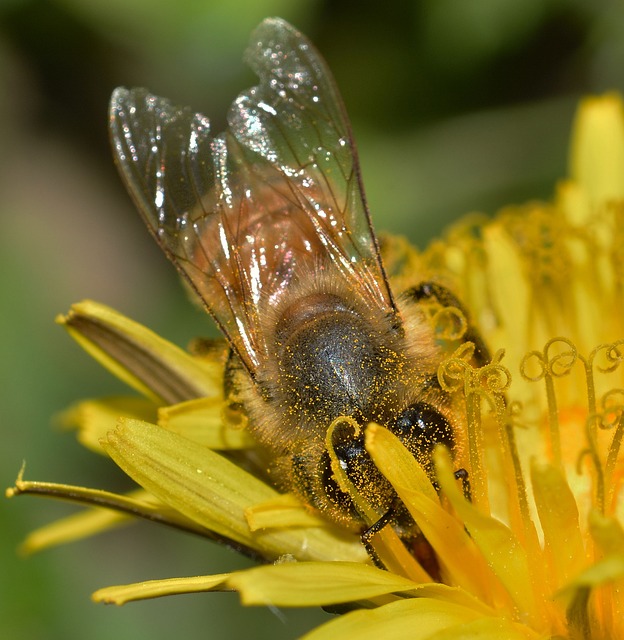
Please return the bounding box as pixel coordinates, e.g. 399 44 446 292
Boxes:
437 346 510 511
520 338 578 470
324 416 370 523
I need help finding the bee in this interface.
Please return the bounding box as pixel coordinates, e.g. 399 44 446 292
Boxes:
109 18 486 538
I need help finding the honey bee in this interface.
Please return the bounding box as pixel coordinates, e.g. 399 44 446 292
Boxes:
109 18 486 538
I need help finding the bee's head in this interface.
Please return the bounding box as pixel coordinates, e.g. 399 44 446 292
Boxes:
293 402 456 534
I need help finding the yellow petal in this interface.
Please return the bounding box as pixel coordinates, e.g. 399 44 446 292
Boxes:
423 616 540 639
569 93 624 206
559 553 624 639
482 223 532 381
19 503 132 554
102 419 368 563
589 510 624 556
365 424 438 502
556 179 590 228
158 397 255 449
397 583 496 617
245 494 328 531
301 598 485 640
60 396 157 452
366 425 497 604
228 561 417 607
531 459 586 586
93 573 231 605
561 554 624 593
587 513 624 639
435 448 541 625
58 300 221 404
102 418 271 548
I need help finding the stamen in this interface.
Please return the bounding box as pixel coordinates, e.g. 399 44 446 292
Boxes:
520 337 578 470
438 347 510 512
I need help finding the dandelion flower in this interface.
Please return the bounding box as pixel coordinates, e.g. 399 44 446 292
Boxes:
7 17 624 640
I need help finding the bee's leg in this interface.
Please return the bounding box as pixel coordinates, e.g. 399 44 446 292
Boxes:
362 500 443 579
360 497 401 544
223 350 245 405
429 468 471 501
404 281 491 367
454 468 471 501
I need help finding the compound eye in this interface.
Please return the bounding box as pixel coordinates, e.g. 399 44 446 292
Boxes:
390 402 454 455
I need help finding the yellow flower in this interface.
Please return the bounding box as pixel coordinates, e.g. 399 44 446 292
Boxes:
6 36 624 640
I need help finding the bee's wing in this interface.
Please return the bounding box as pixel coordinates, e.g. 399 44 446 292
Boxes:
109 17 395 376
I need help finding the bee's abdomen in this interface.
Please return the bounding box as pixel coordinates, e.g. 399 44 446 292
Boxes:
275 293 399 424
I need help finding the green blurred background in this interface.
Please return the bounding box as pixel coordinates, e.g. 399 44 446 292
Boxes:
2 1 623 638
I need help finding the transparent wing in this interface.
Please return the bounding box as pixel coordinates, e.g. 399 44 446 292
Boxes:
109 17 395 376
